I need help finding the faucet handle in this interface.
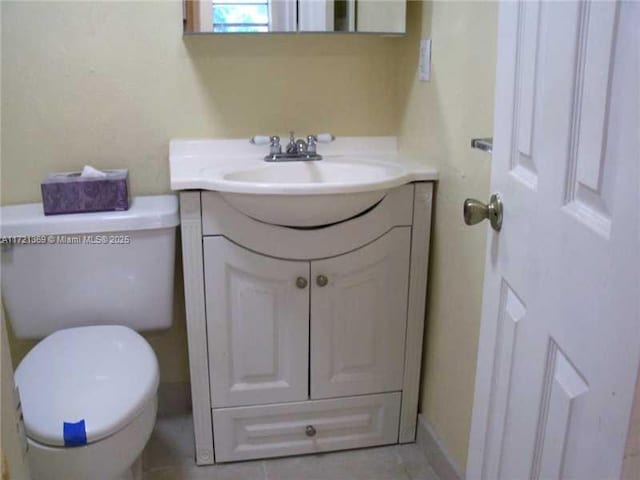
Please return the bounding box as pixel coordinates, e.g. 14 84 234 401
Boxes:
307 134 334 155
250 135 271 145
251 135 281 155
315 133 335 143
307 135 317 154
268 136 282 154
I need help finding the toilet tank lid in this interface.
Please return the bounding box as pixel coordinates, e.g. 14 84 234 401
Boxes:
0 195 179 236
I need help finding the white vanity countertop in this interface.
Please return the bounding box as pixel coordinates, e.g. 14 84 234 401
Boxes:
169 137 438 194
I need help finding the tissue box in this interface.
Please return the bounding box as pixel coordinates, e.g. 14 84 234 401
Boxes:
41 169 129 215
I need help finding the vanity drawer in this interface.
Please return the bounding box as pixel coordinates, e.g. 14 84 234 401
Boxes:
212 392 401 462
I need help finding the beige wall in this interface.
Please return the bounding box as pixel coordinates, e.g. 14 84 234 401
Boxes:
397 1 498 470
1 1 402 205
1 0 499 469
1 0 404 381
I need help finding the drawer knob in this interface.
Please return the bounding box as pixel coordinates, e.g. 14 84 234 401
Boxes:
305 425 317 437
316 275 328 287
296 277 308 289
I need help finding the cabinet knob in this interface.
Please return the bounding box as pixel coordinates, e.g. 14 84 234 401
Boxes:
316 275 328 287
296 277 308 289
305 425 317 437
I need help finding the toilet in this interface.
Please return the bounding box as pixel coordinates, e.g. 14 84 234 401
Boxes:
0 195 179 480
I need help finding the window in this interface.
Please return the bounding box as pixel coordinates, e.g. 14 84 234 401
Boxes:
213 0 270 33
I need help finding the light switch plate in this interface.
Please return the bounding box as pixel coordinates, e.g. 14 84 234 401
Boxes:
419 38 432 82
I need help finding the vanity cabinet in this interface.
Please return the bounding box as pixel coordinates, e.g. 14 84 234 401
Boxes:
180 182 433 464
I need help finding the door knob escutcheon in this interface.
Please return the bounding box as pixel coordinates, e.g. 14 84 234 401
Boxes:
464 194 503 231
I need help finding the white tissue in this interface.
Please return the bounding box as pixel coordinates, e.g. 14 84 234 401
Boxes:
80 165 107 178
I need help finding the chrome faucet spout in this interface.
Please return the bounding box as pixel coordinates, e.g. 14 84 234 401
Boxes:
286 131 297 154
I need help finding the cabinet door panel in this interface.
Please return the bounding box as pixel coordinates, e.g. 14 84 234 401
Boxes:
311 228 411 399
204 237 309 407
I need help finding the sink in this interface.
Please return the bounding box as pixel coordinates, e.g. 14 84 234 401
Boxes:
208 159 408 227
170 138 439 228
221 161 403 189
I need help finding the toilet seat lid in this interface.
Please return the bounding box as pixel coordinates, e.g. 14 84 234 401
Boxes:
15 325 159 447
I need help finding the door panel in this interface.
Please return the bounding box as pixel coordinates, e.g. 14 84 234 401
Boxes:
204 237 309 407
310 228 410 399
468 2 640 480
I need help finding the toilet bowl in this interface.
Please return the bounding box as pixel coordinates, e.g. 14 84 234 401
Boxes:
15 325 160 480
27 398 157 480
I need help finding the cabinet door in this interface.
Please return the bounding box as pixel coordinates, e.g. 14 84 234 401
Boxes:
204 237 309 407
310 228 411 399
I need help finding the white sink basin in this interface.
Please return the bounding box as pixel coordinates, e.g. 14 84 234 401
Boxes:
208 159 408 227
221 161 403 190
170 138 439 228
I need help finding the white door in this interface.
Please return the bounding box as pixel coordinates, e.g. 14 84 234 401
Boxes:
310 228 411 399
203 237 310 407
467 2 639 479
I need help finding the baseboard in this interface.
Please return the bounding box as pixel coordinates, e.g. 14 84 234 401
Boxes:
415 414 464 480
157 382 192 416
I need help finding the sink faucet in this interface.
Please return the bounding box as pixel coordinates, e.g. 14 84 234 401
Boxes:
285 131 299 154
251 131 335 162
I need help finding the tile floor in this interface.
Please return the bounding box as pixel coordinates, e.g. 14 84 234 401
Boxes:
142 413 440 480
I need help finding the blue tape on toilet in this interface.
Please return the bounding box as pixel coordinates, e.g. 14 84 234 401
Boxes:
63 420 87 447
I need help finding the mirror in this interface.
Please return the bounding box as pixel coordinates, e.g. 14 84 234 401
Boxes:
184 0 406 34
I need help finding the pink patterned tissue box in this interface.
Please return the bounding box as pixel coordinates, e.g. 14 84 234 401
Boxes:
41 169 129 215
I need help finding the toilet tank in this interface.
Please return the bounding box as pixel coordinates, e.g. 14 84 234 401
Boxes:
0 195 179 339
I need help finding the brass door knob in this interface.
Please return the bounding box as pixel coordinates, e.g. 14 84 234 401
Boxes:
296 277 308 289
463 194 503 231
316 275 328 287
